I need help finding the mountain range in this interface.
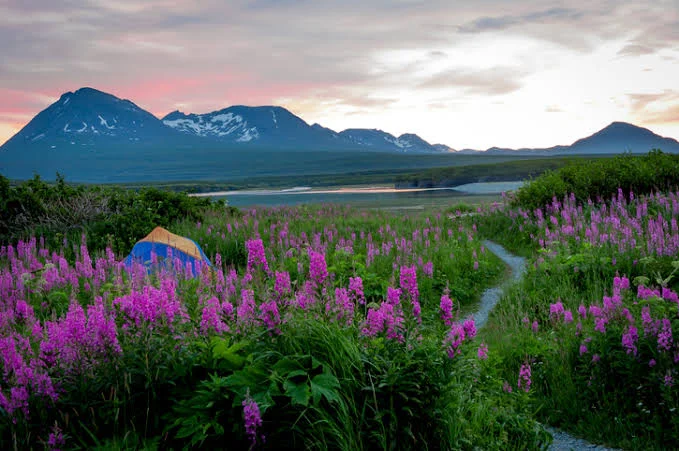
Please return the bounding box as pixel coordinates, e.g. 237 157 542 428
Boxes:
1 87 678 182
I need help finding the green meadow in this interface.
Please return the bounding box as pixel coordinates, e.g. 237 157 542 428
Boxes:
1 151 678 449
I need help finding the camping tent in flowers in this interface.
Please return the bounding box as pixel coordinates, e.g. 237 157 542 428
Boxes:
124 226 212 274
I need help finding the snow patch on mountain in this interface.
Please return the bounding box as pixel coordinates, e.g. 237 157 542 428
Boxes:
163 111 261 142
98 115 116 130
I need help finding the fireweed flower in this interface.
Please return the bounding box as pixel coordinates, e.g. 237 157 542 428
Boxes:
246 238 269 274
361 302 404 341
237 289 257 326
657 318 673 351
440 293 454 326
477 342 489 360
662 287 679 304
549 301 565 321
274 271 291 298
326 288 354 326
47 423 65 449
399 266 421 322
259 300 281 332
200 296 230 335
518 363 532 392
308 249 328 286
242 395 264 446
386 287 402 306
445 323 467 359
463 317 477 340
579 344 588 356
641 307 658 337
349 276 365 305
621 326 639 356
664 374 674 387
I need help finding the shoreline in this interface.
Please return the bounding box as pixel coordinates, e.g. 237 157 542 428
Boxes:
189 181 524 198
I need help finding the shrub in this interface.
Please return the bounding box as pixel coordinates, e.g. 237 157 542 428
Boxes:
0 173 219 257
513 150 679 211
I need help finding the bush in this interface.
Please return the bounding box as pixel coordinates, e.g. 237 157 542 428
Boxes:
0 173 220 256
513 150 679 211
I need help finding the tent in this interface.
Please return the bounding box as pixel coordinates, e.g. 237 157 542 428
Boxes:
124 226 212 272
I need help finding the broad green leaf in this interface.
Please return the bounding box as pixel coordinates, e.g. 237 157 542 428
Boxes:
310 373 340 404
273 357 303 375
284 379 310 406
286 369 308 379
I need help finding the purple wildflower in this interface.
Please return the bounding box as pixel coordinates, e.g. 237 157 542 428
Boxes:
518 363 532 392
308 249 328 286
657 318 673 351
440 293 454 326
246 238 269 274
477 342 488 360
242 396 264 446
621 326 639 356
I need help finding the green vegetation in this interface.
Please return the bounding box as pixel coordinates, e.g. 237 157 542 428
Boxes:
393 155 604 188
3 149 679 449
512 150 679 211
0 173 220 256
0 201 549 450
473 150 679 449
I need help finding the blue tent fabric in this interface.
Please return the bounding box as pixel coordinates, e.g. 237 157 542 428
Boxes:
123 227 212 273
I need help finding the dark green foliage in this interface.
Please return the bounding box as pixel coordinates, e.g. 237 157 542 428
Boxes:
0 173 220 256
393 156 602 189
513 150 679 211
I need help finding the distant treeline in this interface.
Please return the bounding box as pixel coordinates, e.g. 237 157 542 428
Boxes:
392 156 605 188
112 155 603 193
513 150 679 210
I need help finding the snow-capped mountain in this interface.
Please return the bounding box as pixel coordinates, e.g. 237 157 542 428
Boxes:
0 87 449 155
163 106 312 144
161 106 443 152
338 129 444 153
1 87 185 151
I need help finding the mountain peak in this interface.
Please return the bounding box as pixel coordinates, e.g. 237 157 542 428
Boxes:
601 121 644 131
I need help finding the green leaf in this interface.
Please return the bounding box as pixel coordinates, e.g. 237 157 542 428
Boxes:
286 369 308 379
273 357 303 375
284 379 310 406
212 338 249 370
310 373 340 404
633 276 650 286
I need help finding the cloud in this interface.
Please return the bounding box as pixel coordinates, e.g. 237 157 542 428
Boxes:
457 7 583 33
545 105 564 113
628 91 679 125
618 44 656 57
1 0 679 147
419 67 528 96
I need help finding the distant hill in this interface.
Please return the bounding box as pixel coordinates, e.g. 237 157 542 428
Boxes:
1 87 678 182
457 122 679 156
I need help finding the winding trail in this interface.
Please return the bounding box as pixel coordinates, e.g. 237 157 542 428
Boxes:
479 240 619 451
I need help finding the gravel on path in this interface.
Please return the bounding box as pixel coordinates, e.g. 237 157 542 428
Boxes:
479 240 620 451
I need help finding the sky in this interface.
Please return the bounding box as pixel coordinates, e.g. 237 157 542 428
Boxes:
1 0 678 150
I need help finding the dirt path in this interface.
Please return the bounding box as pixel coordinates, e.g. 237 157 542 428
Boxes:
479 240 619 451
